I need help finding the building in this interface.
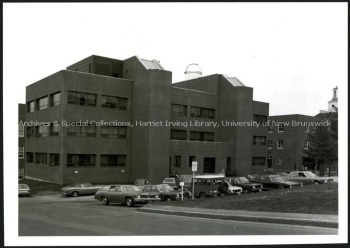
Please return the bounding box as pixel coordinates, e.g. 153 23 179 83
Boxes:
266 114 317 172
24 55 269 185
320 86 338 113
19 104 25 178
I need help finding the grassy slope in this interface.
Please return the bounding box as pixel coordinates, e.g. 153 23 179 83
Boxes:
19 178 63 196
151 183 338 215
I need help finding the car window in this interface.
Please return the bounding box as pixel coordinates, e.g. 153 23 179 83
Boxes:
108 186 116 192
122 185 140 191
75 184 83 188
163 178 175 183
151 186 158 191
299 173 306 177
97 186 109 192
290 173 298 178
143 186 152 192
19 184 29 190
115 186 122 192
83 183 93 187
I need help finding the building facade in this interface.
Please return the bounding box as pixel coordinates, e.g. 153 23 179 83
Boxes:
19 104 25 177
24 55 269 184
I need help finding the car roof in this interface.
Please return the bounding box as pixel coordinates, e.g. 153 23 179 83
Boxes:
194 175 225 179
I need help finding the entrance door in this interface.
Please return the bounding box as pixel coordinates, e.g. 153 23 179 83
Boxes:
267 156 272 168
203 158 215 174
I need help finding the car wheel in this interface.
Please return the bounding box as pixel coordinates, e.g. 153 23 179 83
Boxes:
165 196 172 201
314 181 320 184
102 196 109 205
278 185 284 189
126 197 134 207
72 191 79 197
199 192 206 198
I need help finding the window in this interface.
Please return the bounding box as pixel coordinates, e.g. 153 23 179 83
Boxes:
50 124 60 136
35 153 47 165
67 154 96 167
304 141 309 149
26 152 33 163
189 156 196 167
101 95 128 110
19 146 24 159
170 130 186 140
19 124 24 137
252 157 265 166
27 101 35 112
35 125 49 137
253 115 267 124
277 140 284 149
278 123 284 132
253 136 266 145
51 92 61 106
49 153 60 166
67 125 96 137
100 155 126 167
172 104 187 116
37 96 49 110
174 156 181 167
267 140 273 149
268 125 273 133
190 131 214 142
101 126 126 139
68 91 97 106
26 126 34 138
190 106 215 119
276 156 283 166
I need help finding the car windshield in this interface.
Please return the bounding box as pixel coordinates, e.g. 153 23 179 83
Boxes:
158 184 174 192
19 184 29 189
237 177 249 183
163 179 175 183
270 176 283 182
304 171 317 178
122 185 140 191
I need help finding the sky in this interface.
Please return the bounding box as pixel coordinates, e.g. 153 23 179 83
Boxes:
4 3 347 116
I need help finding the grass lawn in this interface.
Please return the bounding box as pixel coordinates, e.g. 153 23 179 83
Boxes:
151 183 338 215
19 178 63 196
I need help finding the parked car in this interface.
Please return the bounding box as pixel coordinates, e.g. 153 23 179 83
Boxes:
226 177 263 193
249 175 303 189
60 183 101 197
225 182 243 195
134 178 149 186
285 171 335 185
162 177 181 189
19 184 30 197
191 175 228 198
140 184 192 201
94 185 161 207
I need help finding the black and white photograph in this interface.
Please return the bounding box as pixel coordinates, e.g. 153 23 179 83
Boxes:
3 2 348 246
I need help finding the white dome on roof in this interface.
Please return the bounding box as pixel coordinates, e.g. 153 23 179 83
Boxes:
184 63 202 80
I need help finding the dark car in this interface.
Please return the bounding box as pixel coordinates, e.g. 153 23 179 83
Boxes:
226 177 263 193
60 183 101 197
140 184 192 201
94 185 161 207
249 175 303 189
19 184 30 197
285 171 334 185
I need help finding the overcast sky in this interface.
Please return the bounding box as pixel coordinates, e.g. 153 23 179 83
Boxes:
4 3 347 116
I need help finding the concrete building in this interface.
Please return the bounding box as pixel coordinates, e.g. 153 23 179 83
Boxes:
24 55 269 185
19 104 25 177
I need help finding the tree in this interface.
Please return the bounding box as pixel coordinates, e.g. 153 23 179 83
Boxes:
304 112 338 176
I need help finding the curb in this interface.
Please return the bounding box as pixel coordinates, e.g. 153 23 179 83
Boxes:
139 208 338 229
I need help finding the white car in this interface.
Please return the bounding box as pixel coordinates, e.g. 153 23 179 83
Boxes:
227 183 243 195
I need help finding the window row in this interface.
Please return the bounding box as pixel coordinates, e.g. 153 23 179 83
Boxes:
26 153 126 167
172 104 215 119
252 156 284 166
27 91 128 112
173 155 196 168
171 130 214 142
27 92 61 112
26 125 127 139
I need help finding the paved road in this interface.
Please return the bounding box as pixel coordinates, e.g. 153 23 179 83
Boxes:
19 195 337 236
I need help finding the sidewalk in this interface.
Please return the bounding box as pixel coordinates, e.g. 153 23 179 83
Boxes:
140 204 338 228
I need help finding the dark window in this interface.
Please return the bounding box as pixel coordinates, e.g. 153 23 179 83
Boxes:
277 156 283 165
189 156 196 167
35 153 47 165
277 140 284 149
26 127 34 138
50 124 60 136
68 91 96 106
101 126 126 139
51 92 61 106
190 131 214 142
267 140 273 149
36 96 49 110
67 154 96 167
26 152 34 163
35 125 49 137
101 95 128 110
253 115 267 124
112 73 119 78
172 104 187 116
19 146 24 159
170 130 186 140
101 155 126 167
27 101 35 113
191 106 215 119
278 123 284 132
174 156 181 167
253 136 266 145
67 125 96 137
49 153 60 166
252 157 265 166
268 125 273 133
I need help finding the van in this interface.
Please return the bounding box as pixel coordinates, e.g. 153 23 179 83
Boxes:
191 175 227 198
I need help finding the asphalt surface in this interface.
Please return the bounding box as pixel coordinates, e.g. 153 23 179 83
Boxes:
19 195 337 236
